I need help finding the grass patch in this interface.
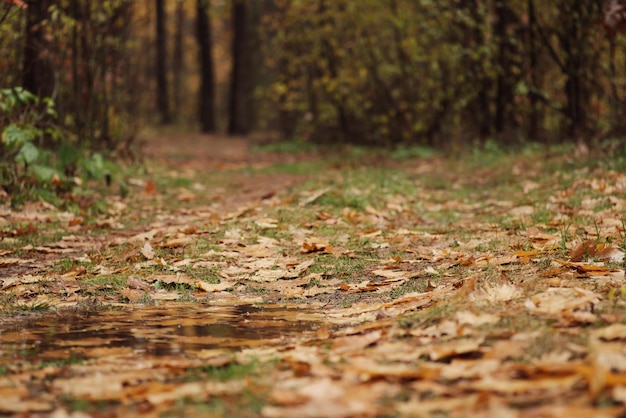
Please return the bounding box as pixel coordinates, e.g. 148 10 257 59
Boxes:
14 301 56 313
252 137 318 154
163 387 267 418
81 274 129 293
391 145 437 160
309 254 368 281
253 160 325 175
196 361 258 381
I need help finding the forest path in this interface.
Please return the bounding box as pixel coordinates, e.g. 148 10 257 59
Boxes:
140 132 314 211
2 137 626 417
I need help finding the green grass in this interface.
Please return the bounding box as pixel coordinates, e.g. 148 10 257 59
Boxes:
196 361 258 381
309 254 368 281
14 301 55 313
163 387 267 418
397 301 458 330
38 355 85 369
81 274 129 292
251 138 318 154
169 360 273 415
391 145 437 160
384 278 431 299
253 160 325 175
177 265 223 285
61 397 97 413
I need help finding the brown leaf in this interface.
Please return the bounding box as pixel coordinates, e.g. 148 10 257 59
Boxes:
68 217 83 227
593 324 626 341
160 236 193 248
596 245 625 263
120 288 144 303
429 337 485 361
468 374 583 395
525 287 601 318
140 242 155 260
570 240 596 262
332 330 383 353
144 179 157 195
301 238 332 254
176 188 197 202
484 339 529 360
127 277 152 291
60 266 87 279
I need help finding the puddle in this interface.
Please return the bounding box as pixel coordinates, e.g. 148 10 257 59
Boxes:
0 304 321 363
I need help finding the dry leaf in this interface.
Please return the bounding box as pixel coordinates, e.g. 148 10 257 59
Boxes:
140 242 155 260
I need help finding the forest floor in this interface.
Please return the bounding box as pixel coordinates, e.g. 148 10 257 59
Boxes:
1 134 626 417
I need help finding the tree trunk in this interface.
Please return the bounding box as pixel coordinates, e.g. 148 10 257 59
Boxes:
196 0 216 132
22 0 54 99
173 0 184 119
560 1 588 139
228 0 256 135
494 0 508 134
493 0 522 143
155 0 171 125
527 0 540 140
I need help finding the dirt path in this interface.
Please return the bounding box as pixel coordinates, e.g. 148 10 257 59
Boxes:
142 133 314 210
2 136 626 417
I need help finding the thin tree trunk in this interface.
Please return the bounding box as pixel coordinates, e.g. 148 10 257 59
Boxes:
173 0 184 119
527 0 539 140
22 0 54 99
494 0 508 134
561 2 584 139
70 0 83 137
228 0 255 135
196 0 216 132
155 0 171 125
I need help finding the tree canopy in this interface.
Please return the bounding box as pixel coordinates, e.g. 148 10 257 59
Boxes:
1 0 625 153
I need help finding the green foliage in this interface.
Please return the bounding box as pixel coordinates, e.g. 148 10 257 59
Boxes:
1 88 63 194
0 88 115 206
260 0 626 148
261 0 496 146
0 2 140 160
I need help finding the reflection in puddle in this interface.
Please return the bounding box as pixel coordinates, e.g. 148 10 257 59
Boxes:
0 304 320 362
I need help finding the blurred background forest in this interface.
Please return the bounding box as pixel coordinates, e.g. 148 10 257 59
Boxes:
2 0 626 195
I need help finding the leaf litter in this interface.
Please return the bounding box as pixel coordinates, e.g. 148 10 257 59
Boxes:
1 136 626 416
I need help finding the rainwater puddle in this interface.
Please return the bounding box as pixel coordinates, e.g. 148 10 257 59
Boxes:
0 304 321 364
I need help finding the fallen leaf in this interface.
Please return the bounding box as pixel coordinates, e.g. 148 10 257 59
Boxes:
570 240 597 262
160 236 193 247
301 238 332 254
140 242 155 260
332 330 383 353
429 337 485 361
456 310 499 326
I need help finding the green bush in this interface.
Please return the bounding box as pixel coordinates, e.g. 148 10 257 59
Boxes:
0 87 113 206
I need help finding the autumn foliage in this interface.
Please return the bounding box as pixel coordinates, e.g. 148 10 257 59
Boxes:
1 0 626 151
261 0 626 147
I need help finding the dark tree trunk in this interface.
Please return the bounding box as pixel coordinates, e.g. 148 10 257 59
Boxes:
196 0 216 132
551 0 603 141
559 1 592 139
155 0 171 125
527 0 540 140
493 0 522 143
228 0 256 135
494 0 509 134
22 0 54 99
173 0 185 118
